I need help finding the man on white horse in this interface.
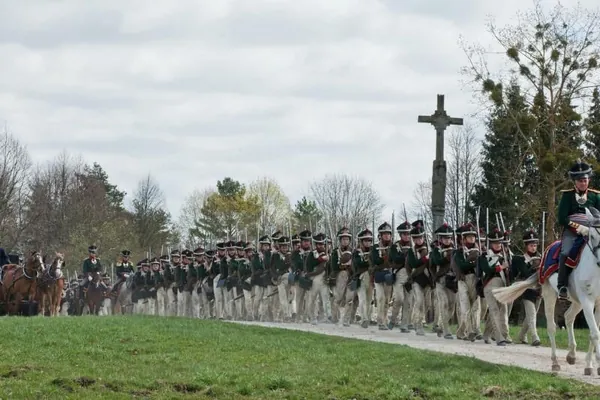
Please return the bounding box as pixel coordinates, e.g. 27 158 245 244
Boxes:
557 159 600 299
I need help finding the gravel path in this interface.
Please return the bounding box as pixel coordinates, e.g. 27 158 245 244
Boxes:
233 320 600 386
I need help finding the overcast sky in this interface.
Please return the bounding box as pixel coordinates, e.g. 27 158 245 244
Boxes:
0 1 595 223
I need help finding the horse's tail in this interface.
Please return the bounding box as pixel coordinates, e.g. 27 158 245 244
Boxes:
492 273 538 304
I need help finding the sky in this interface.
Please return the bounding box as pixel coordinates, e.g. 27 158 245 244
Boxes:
0 0 596 224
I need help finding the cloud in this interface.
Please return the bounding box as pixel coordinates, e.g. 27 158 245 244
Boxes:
0 0 597 226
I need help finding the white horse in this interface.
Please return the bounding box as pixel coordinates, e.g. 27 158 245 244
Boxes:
493 207 600 375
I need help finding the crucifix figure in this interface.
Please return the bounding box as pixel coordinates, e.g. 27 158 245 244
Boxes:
418 94 464 230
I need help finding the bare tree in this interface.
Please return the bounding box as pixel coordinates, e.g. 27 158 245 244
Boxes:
131 174 171 250
0 128 32 247
177 187 215 245
446 125 481 228
248 177 292 235
409 180 434 237
309 174 384 240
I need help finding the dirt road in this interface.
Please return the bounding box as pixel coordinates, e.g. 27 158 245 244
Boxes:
234 321 600 385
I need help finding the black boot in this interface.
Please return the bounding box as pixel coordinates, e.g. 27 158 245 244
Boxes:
557 254 569 299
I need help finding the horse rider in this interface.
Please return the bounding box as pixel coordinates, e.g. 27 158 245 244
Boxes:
82 245 106 291
557 159 600 299
110 250 134 296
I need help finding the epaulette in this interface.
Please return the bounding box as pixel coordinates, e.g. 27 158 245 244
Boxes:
560 188 575 192
588 188 600 193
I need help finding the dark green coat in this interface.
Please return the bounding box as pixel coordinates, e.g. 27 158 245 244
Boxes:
115 262 134 278
82 258 103 274
352 249 370 276
370 243 391 271
558 188 600 230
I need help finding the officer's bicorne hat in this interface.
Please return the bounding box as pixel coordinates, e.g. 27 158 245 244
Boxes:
299 230 312 240
377 222 393 234
337 227 352 239
522 229 539 243
150 257 160 265
312 233 326 244
170 249 181 257
235 241 245 250
193 247 205 256
410 220 425 237
244 242 255 251
277 236 291 245
291 234 301 243
357 228 373 240
396 221 411 233
121 250 131 257
88 245 98 254
435 223 454 236
568 159 592 180
258 235 271 245
459 222 477 236
487 227 504 242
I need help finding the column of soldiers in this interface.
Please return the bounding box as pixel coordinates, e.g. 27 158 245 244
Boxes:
78 221 543 347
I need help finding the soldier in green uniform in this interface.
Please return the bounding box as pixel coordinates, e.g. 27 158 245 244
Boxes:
271 236 294 322
330 227 353 324
390 221 413 332
291 230 312 322
511 229 541 346
133 259 150 312
430 223 456 339
370 222 394 330
250 237 269 320
304 232 332 325
352 228 373 328
557 159 600 299
82 245 106 291
406 220 430 336
291 234 301 252
237 242 254 320
453 223 482 341
110 250 134 296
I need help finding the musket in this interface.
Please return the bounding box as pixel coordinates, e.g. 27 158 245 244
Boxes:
475 206 482 279
494 213 507 286
391 210 396 243
541 211 546 253
485 208 490 251
403 203 409 223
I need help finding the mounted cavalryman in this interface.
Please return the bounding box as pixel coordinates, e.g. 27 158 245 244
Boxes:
371 222 394 330
110 250 134 296
82 245 106 291
557 159 600 299
511 229 541 346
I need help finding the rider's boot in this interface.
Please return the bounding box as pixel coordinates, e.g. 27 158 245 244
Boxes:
557 254 570 300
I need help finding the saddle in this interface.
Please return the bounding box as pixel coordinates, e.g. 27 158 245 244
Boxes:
539 238 586 284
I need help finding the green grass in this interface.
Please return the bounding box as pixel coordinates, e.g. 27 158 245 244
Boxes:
0 317 599 399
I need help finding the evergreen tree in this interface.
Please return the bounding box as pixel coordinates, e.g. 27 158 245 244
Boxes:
585 88 600 188
293 196 322 231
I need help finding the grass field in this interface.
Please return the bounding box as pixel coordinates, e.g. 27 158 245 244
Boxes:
1 317 599 400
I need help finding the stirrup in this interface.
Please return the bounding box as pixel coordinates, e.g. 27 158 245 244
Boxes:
558 287 568 298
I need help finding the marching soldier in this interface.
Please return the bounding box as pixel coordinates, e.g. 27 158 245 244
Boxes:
371 222 394 330
147 257 160 315
291 234 301 252
390 221 412 332
110 250 134 296
304 232 332 325
292 230 313 322
430 223 456 339
212 242 228 319
453 223 482 341
271 236 294 322
330 227 353 324
511 230 542 346
479 227 512 346
238 242 255 320
133 259 150 313
406 220 430 336
82 245 106 292
352 228 373 328
557 159 600 299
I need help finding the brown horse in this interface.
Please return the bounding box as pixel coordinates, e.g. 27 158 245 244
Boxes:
84 271 108 315
37 253 65 317
2 251 45 315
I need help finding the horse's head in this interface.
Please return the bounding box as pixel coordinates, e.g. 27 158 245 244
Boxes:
50 253 65 279
26 251 45 273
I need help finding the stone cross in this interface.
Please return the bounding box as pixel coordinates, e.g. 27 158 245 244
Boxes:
418 94 464 230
